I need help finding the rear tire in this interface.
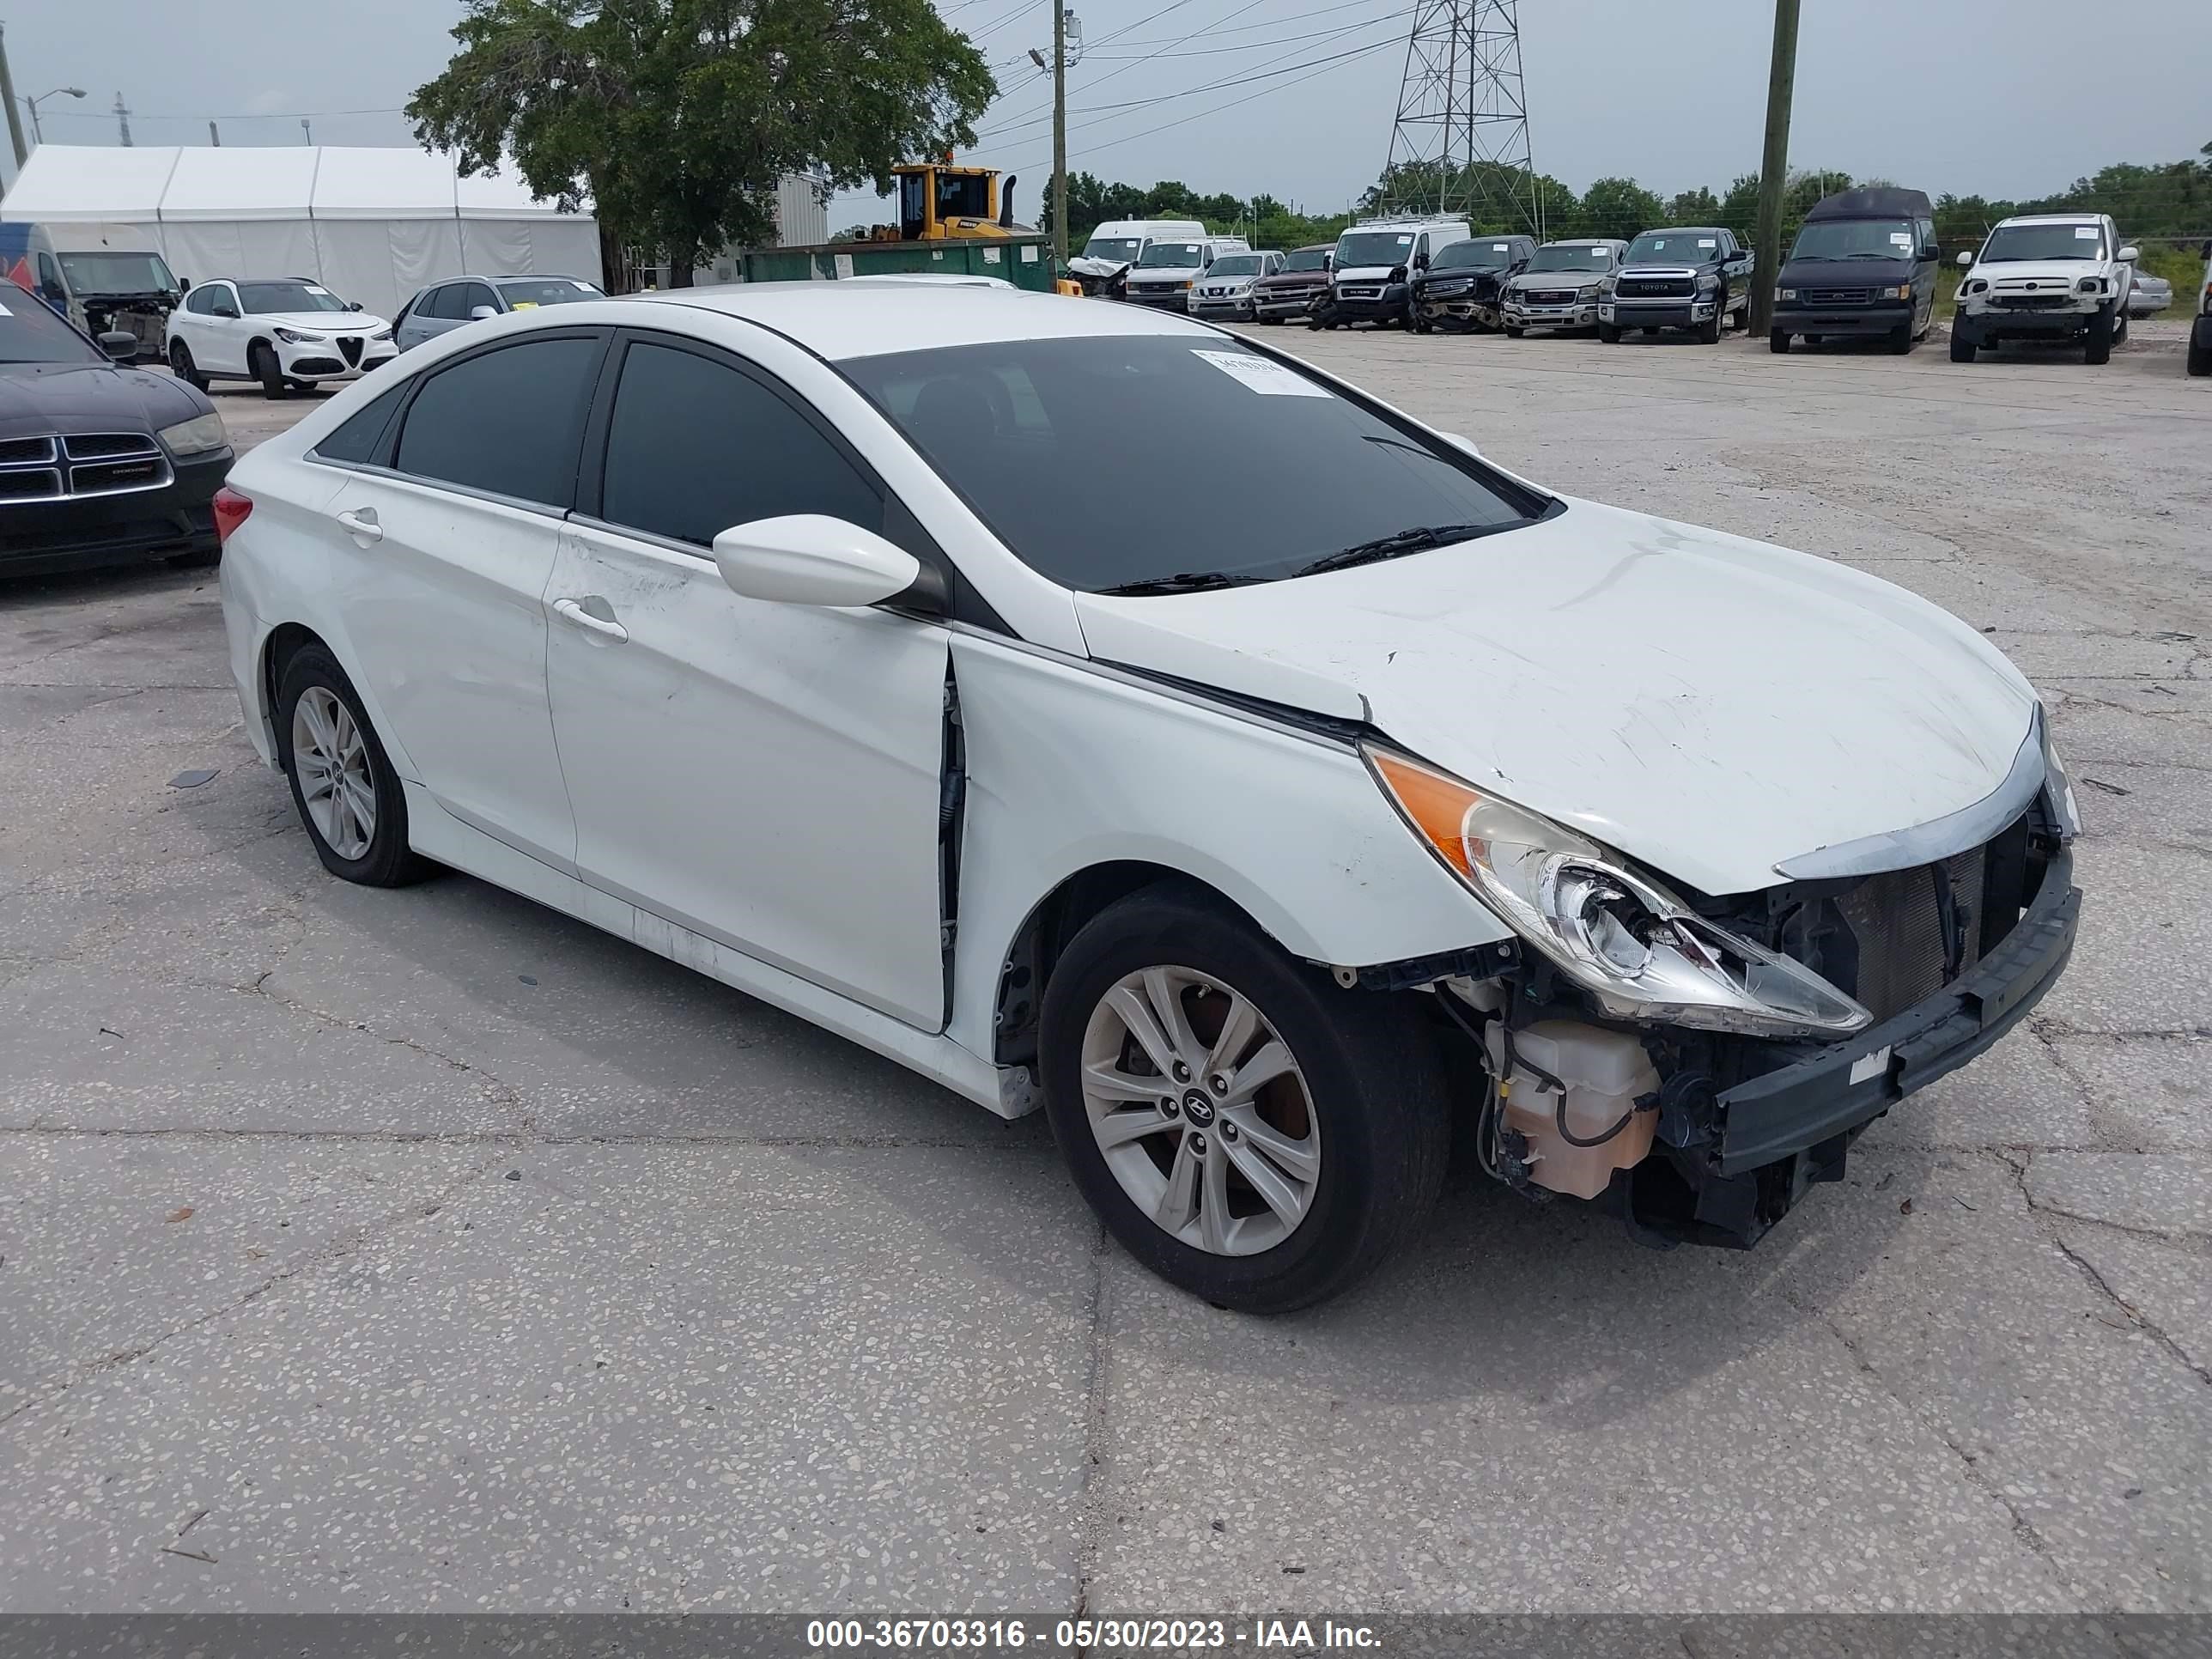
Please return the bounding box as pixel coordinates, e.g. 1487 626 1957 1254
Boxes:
252 342 290 399
2085 306 2112 366
167 340 209 392
1039 884 1449 1314
1769 329 1790 353
275 644 433 888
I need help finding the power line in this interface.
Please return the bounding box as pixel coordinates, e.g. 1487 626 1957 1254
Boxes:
1100 0 1405 49
978 12 1406 143
42 103 406 123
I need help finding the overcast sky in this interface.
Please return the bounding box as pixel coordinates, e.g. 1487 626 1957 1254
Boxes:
4 0 2203 226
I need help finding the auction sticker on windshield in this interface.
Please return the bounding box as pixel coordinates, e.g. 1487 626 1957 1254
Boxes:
1191 349 1332 398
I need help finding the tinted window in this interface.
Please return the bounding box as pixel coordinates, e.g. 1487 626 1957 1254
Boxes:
184 287 216 315
465 283 501 316
844 335 1544 594
496 277 601 307
0 294 101 364
394 336 601 507
1284 248 1328 271
420 285 464 320
313 384 408 465
599 340 880 547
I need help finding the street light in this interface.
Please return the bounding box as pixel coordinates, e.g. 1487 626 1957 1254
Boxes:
24 85 84 145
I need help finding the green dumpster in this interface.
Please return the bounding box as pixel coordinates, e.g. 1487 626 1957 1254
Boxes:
738 234 1059 292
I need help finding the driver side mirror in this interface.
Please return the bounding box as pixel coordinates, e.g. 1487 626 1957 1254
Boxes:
1438 430 1481 459
2117 245 2140 264
714 514 923 609
1955 251 1975 268
347 300 365 312
1918 245 1940 262
98 331 137 362
1413 250 1429 269
469 306 499 321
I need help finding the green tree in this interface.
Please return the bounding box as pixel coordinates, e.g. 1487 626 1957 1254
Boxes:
409 0 995 285
1668 185 1720 222
1575 177 1664 241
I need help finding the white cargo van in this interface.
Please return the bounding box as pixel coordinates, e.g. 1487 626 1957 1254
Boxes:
1321 217 1471 329
1067 218 1208 297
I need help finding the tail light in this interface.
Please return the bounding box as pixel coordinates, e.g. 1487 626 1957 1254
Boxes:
213 487 253 544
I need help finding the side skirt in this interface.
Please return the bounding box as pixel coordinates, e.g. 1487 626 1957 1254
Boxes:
399 781 1025 1120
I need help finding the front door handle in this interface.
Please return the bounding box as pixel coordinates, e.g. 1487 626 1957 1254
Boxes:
335 507 383 544
552 596 629 642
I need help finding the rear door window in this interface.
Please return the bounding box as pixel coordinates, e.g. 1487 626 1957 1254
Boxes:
392 335 604 508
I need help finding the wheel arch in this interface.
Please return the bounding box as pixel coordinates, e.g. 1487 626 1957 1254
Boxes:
990 860 1270 1071
259 621 328 763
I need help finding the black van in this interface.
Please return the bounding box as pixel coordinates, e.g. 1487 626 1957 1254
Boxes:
1769 187 1941 354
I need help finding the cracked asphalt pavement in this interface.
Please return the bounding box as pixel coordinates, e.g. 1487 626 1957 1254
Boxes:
2 332 2207 1613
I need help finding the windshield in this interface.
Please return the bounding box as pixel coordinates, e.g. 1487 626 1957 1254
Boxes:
0 295 103 365
496 277 603 307
1528 244 1613 271
844 336 1542 593
1431 241 1512 270
1625 231 1720 264
1979 222 2106 262
237 280 348 314
1136 242 1207 269
1335 230 1419 268
1082 237 1144 264
1790 219 1917 261
1283 247 1328 271
56 251 177 295
1207 254 1264 277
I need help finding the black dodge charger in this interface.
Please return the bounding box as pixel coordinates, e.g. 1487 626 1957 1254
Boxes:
1 294 233 578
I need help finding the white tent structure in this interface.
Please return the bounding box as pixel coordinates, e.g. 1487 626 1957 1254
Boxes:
1 146 601 319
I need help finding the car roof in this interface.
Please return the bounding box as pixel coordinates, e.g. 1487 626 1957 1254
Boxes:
1997 213 2105 226
1540 238 1620 246
626 282 1212 362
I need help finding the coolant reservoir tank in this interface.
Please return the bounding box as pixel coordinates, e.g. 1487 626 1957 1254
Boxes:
1489 1020 1660 1200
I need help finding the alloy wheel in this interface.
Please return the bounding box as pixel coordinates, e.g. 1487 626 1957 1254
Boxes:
291 685 377 860
1080 965 1320 1256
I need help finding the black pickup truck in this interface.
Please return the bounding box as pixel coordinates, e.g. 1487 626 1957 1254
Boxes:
1598 227 1754 343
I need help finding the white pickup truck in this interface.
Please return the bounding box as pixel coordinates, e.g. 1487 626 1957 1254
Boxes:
1951 213 2137 365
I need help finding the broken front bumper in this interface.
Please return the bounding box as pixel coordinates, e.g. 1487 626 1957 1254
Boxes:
1715 847 2078 1176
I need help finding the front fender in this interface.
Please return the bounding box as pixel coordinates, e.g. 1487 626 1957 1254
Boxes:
943 634 1510 1065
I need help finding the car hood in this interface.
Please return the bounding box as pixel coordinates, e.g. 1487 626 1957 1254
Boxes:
1970 260 2101 287
253 311 389 331
0 361 210 439
1334 264 1402 285
1068 256 1131 278
1125 269 1200 284
1071 498 2039 896
1617 262 1711 279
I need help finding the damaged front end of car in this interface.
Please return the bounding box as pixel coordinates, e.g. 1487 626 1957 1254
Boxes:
1364 717 2082 1249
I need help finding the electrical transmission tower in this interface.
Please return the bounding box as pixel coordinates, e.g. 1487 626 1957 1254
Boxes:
1380 1 1542 235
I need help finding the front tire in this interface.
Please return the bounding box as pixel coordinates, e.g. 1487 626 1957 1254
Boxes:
1597 321 1621 343
1950 327 1978 362
1504 325 1524 338
1698 301 1723 344
2085 306 2113 366
1040 885 1449 1314
2189 328 2211 378
276 645 432 887
1769 329 1790 353
252 342 290 399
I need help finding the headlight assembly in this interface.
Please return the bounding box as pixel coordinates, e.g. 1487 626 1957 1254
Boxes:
156 411 228 458
1366 748 1872 1036
369 328 394 343
273 327 325 344
2039 708 2080 840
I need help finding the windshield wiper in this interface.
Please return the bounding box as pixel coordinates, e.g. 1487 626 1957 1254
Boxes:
1095 570 1267 597
1295 523 1503 577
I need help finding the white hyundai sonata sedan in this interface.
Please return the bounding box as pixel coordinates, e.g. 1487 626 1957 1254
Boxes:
214 282 2080 1311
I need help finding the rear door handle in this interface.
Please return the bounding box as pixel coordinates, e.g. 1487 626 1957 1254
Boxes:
335 507 383 544
552 596 629 642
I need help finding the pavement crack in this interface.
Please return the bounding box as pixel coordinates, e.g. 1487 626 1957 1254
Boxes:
2047 1231 2212 1390
0 1153 508 1436
1067 1219 1114 1622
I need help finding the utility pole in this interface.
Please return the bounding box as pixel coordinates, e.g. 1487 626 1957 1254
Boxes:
1747 0 1800 336
209 120 221 146
300 118 312 146
0 24 27 170
113 91 131 145
1051 2 1068 266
